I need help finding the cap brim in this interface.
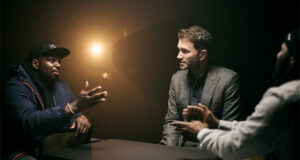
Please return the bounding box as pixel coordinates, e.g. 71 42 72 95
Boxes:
44 48 70 58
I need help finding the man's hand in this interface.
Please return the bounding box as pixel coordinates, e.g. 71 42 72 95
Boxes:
66 81 108 115
71 115 91 136
172 120 207 138
183 103 220 129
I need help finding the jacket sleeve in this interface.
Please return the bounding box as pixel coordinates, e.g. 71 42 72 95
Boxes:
197 91 293 159
218 120 245 130
221 74 242 121
64 82 82 119
60 82 83 130
3 81 71 137
160 75 181 147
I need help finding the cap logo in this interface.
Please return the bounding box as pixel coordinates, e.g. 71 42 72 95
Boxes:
49 44 57 49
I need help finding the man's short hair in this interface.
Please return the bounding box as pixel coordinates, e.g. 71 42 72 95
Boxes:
178 26 213 51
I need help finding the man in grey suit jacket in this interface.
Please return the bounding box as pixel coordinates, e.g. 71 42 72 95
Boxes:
160 26 241 147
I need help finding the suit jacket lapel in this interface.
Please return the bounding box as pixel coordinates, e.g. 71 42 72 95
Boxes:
180 71 190 108
178 72 189 147
201 67 219 108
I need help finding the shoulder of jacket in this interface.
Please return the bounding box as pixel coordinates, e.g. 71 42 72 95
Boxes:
209 65 239 81
3 78 33 97
211 65 237 75
172 70 188 80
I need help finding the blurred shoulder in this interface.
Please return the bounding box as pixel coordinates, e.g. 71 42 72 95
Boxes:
266 80 300 102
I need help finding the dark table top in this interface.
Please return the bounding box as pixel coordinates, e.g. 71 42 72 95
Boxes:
43 139 216 160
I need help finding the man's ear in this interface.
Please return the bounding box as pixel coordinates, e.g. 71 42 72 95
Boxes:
32 59 39 70
199 49 207 61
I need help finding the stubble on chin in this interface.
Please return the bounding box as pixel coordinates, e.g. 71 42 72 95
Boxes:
179 64 188 70
46 72 60 81
52 74 60 81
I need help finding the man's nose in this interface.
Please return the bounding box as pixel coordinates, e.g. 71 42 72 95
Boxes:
54 61 61 69
177 52 183 59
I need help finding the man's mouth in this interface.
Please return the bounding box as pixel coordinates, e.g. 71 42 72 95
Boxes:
52 70 60 76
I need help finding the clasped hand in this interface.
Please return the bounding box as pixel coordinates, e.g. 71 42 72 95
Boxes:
172 103 219 138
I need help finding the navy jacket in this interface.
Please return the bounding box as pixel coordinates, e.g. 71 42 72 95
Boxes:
2 65 81 158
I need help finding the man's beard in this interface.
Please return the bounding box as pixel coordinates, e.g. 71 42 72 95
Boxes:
38 72 59 88
272 54 291 85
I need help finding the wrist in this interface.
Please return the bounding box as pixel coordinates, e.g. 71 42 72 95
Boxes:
64 104 74 117
67 103 75 115
64 101 79 117
208 118 220 129
215 119 220 129
70 100 79 113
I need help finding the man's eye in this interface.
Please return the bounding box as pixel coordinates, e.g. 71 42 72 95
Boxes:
46 57 55 62
182 50 189 54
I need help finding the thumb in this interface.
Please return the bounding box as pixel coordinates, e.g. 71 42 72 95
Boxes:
198 103 207 110
70 121 76 129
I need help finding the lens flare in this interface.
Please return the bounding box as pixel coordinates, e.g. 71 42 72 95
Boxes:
91 44 102 55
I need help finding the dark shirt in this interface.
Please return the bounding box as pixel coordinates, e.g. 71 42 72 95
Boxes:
187 69 208 106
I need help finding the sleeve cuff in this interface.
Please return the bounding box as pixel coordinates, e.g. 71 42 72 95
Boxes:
197 128 211 149
197 120 233 141
197 128 210 140
218 120 233 130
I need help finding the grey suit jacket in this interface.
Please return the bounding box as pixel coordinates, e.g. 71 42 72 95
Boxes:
160 65 241 147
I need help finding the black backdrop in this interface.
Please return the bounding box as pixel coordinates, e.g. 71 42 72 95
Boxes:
1 0 299 144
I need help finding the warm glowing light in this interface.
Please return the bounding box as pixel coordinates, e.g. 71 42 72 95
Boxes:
91 44 102 55
102 72 112 80
123 28 128 37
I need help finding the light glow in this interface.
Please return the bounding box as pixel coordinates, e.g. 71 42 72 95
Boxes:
91 44 103 55
102 72 112 80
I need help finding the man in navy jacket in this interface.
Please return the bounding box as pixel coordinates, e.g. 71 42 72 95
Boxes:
2 41 108 160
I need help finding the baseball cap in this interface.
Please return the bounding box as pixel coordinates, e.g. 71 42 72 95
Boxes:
28 41 70 60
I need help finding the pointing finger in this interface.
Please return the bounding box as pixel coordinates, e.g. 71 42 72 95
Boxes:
172 121 189 126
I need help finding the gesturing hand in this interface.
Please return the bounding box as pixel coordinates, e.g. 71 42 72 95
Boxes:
69 81 108 113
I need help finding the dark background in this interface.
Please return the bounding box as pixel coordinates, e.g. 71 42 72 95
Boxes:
1 0 299 143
